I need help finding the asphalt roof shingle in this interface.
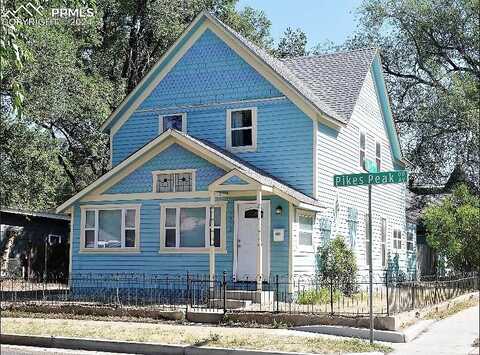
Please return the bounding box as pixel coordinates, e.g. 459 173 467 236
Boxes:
208 13 377 123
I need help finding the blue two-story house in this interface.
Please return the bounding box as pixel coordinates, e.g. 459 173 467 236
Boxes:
57 12 415 289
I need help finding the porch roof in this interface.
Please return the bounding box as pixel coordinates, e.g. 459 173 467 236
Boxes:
172 131 323 210
56 129 324 213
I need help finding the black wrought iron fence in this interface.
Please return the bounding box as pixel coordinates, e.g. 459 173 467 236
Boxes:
1 272 477 316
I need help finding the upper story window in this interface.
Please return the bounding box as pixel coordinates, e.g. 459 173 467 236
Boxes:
226 108 257 152
152 169 195 193
81 205 140 252
359 130 367 169
393 229 402 249
159 113 186 133
376 141 382 171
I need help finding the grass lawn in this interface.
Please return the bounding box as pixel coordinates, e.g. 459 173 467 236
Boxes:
1 317 392 354
423 297 479 320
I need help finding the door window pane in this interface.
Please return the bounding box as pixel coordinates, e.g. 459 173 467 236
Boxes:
162 114 183 132
180 208 206 247
299 232 313 246
98 210 122 248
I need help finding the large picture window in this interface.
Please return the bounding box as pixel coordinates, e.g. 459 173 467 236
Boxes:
226 108 257 152
152 170 195 193
81 205 140 251
160 203 226 253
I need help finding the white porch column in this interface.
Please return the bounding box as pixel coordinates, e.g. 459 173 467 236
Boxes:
256 190 263 291
209 192 216 289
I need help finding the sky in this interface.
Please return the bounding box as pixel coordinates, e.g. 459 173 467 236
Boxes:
236 0 363 49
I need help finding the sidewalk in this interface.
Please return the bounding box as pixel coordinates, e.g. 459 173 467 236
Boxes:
391 305 479 354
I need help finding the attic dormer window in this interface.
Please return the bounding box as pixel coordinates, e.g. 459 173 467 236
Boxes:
159 113 186 133
152 169 196 193
226 108 257 152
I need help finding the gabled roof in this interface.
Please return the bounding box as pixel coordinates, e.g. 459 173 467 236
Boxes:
281 48 378 122
57 130 323 213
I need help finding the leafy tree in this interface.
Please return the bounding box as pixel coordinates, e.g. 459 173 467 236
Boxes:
339 0 480 190
274 27 308 58
316 236 358 295
0 0 275 210
423 184 480 272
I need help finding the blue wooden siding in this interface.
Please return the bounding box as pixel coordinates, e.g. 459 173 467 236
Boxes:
112 29 314 197
221 176 249 185
106 144 226 194
71 196 289 277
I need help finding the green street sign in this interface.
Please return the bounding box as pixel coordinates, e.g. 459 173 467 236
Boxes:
334 170 408 187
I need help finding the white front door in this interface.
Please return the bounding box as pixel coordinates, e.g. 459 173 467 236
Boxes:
236 201 270 281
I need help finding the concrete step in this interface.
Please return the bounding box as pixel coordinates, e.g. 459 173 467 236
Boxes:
208 298 252 309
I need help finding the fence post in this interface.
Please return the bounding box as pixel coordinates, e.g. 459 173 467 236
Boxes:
275 275 279 313
411 281 415 310
385 271 389 316
222 271 227 314
186 272 189 314
330 278 334 315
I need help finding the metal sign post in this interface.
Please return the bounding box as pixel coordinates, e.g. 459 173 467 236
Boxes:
334 169 407 345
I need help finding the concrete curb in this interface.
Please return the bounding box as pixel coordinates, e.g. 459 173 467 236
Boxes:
0 334 381 355
291 319 434 343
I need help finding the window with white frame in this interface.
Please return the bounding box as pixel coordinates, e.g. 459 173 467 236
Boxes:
159 113 186 133
297 212 313 247
319 218 332 245
360 130 367 169
226 108 257 151
393 229 402 249
153 170 195 193
161 204 224 251
365 213 371 266
82 206 140 250
407 230 414 252
381 218 387 267
347 207 358 249
375 141 382 172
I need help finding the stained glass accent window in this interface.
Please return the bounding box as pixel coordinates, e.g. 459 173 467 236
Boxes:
154 171 194 193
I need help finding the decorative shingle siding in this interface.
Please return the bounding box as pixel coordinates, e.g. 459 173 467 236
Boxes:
106 144 226 194
221 176 249 185
292 69 412 280
71 196 289 277
112 29 314 197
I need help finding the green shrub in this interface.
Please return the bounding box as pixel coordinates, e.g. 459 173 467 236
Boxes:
316 236 358 296
297 287 341 305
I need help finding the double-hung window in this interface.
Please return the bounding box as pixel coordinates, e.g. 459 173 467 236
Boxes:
159 113 186 133
297 212 314 247
375 141 382 172
407 230 414 252
393 229 402 249
160 202 226 253
226 108 257 152
360 130 367 169
81 205 140 251
153 170 195 193
381 218 387 267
